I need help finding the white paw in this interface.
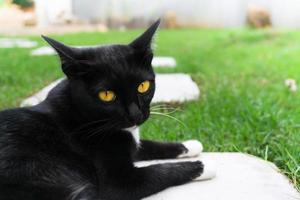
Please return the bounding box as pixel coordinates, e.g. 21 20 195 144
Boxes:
194 159 217 181
178 140 203 158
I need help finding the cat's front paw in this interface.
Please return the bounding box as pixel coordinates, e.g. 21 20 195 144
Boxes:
178 140 203 158
193 159 216 181
169 161 204 183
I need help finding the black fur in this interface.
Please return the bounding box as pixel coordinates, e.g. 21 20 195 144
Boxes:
0 20 203 200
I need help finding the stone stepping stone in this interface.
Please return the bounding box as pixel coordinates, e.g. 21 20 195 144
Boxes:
21 78 64 107
31 46 90 56
136 153 300 200
31 46 176 68
0 38 37 48
20 73 200 107
30 46 58 56
154 73 199 102
151 56 176 68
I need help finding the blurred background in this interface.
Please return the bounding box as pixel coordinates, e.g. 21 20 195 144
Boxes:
2 0 300 34
0 0 300 191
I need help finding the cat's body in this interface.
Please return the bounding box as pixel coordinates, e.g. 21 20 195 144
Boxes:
0 20 206 200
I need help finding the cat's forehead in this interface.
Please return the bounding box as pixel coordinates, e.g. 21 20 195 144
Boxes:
80 44 135 62
81 45 154 86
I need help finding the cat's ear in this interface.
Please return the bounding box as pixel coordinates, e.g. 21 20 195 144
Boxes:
129 19 160 52
42 35 91 78
42 35 76 63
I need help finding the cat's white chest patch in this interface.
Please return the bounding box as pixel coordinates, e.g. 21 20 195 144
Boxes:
124 126 140 145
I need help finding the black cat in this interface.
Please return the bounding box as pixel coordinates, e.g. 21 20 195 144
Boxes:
0 20 205 200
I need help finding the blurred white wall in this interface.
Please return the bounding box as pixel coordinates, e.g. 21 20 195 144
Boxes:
247 0 300 28
34 0 300 28
271 0 300 28
72 0 110 23
35 0 72 26
69 0 247 27
118 0 247 27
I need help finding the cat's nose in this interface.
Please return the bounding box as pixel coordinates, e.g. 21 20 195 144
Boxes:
128 103 143 124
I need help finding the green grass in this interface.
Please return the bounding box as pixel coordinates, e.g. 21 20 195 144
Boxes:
0 28 300 190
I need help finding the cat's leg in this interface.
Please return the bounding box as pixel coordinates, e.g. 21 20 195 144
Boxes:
99 161 204 200
134 139 203 161
0 159 99 200
0 182 99 200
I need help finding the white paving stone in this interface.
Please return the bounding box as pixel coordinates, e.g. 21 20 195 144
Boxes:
20 78 63 107
30 46 91 56
0 38 37 48
137 153 300 200
21 73 200 107
153 73 199 103
31 46 176 68
30 46 59 56
151 56 176 68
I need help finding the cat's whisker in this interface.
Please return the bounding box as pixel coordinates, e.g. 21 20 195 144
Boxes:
150 104 181 113
72 122 110 139
87 125 112 138
150 107 182 113
75 118 112 132
162 109 182 115
150 105 169 110
150 106 176 110
88 121 120 141
73 116 122 140
150 108 183 116
150 111 187 128
85 119 120 139
150 104 174 109
85 122 114 138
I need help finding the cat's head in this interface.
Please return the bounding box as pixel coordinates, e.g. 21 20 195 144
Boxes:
43 20 160 129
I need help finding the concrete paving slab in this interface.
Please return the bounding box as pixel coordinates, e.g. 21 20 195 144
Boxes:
30 46 90 56
0 38 37 48
21 78 63 107
137 153 300 200
21 73 200 107
151 56 176 68
153 73 199 103
30 46 59 56
31 46 176 68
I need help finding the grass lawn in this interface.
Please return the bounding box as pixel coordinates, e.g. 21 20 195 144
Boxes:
0 28 299 190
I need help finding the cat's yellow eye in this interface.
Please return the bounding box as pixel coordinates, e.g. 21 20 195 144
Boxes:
138 80 150 93
98 90 116 102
